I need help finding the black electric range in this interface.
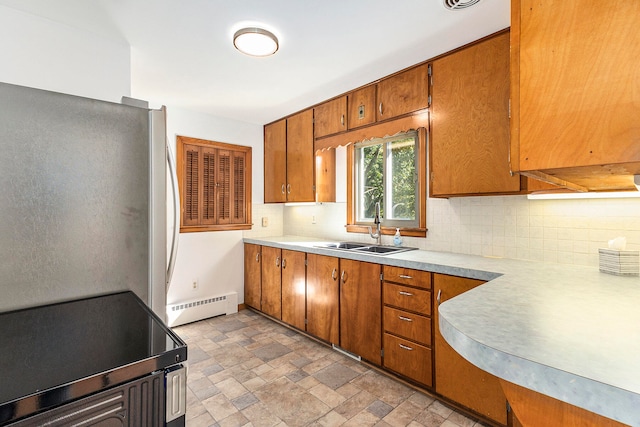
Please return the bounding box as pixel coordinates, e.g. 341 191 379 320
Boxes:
0 291 187 425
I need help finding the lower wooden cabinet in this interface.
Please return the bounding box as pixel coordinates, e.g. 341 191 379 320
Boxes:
243 243 261 310
434 273 508 425
383 333 433 387
281 250 306 330
306 253 340 344
261 246 282 319
339 259 382 364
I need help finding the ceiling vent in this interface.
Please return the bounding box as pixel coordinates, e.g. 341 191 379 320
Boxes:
443 0 481 10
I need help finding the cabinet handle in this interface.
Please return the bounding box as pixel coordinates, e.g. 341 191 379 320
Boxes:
276 256 280 268
340 114 345 126
255 253 260 263
331 268 337 281
399 274 413 279
399 343 413 351
287 183 291 194
282 258 286 269
398 291 413 296
281 184 285 194
437 289 442 305
341 270 346 283
379 102 383 116
398 316 413 322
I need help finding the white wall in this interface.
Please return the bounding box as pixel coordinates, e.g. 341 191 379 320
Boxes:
163 107 267 305
0 6 130 102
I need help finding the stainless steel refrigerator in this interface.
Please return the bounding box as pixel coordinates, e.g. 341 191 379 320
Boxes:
0 82 179 320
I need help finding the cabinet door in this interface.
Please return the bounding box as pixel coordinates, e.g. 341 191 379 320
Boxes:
430 32 521 196
306 253 339 344
377 63 430 121
315 148 336 203
264 119 287 203
511 0 640 190
434 274 507 425
347 86 376 129
286 109 315 202
281 250 306 330
315 96 347 138
244 244 261 310
261 246 282 319
339 259 381 365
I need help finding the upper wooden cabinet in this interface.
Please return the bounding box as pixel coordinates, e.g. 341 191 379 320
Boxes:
510 0 640 191
377 63 430 121
430 32 521 197
347 85 376 130
314 96 347 138
264 109 315 203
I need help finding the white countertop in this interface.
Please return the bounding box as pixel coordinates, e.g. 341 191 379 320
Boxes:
245 236 640 426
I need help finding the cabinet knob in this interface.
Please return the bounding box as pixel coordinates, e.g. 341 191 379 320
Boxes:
281 184 285 194
331 268 337 281
282 258 286 269
341 270 347 283
255 253 260 262
276 256 280 268
340 114 345 126
399 274 413 279
379 102 383 116
399 343 413 351
437 289 442 305
398 316 413 322
287 183 291 194
398 291 413 296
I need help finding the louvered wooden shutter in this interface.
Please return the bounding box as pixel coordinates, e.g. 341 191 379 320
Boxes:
183 144 200 226
217 150 231 224
232 151 246 224
202 147 217 225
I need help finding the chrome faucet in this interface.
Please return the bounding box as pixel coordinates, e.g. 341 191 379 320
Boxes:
368 202 382 245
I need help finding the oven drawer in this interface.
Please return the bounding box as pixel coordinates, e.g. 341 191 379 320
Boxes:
383 283 431 315
383 306 431 346
383 333 432 387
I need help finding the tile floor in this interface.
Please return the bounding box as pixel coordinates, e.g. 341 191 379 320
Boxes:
173 309 489 427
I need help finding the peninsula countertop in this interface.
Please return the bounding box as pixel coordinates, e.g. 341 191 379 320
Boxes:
244 235 640 426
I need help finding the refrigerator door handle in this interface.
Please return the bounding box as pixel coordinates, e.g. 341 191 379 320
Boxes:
166 123 180 291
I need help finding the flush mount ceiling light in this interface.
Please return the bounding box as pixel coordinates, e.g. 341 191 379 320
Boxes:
233 27 279 57
443 0 481 10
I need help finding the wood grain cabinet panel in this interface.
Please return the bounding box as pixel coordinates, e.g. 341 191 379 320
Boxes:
261 246 282 319
347 85 376 130
430 31 521 197
434 273 507 425
306 253 340 344
339 259 382 365
383 306 430 345
377 63 430 121
383 333 432 387
264 119 287 203
286 109 315 202
510 0 640 191
243 244 261 310
383 265 431 289
383 283 431 315
315 96 347 138
281 250 306 331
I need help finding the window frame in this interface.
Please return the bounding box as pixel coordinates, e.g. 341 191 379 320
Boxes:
346 127 427 237
176 135 252 233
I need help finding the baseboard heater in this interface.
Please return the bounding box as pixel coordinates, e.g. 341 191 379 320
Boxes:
166 292 238 327
332 344 362 362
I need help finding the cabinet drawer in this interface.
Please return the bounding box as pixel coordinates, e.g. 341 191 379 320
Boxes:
383 306 431 346
383 283 431 315
384 333 432 387
383 266 431 289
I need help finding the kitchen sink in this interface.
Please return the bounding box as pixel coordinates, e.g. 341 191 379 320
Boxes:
314 242 417 256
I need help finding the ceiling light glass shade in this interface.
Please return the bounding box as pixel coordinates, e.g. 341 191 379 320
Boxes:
233 27 279 57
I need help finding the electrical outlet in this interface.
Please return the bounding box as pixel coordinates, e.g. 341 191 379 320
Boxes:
262 217 268 227
312 215 316 224
192 279 198 290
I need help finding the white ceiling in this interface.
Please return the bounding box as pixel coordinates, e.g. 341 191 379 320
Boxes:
0 0 509 125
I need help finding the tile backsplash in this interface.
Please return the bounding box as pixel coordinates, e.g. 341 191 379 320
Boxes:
247 195 640 268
